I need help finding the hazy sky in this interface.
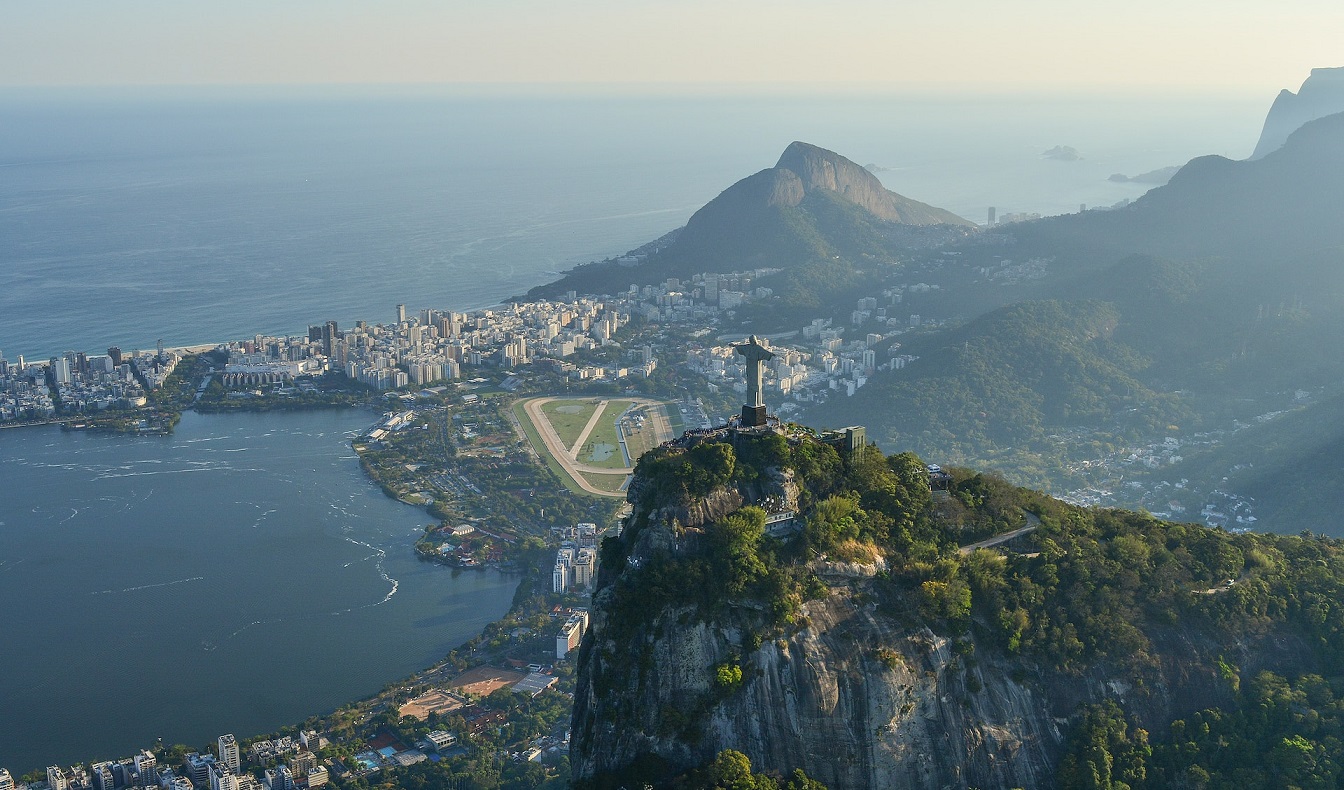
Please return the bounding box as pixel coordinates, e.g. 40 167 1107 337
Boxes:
3 0 1341 91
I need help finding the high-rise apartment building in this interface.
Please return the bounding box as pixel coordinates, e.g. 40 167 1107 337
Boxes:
90 762 115 790
209 764 238 790
322 321 338 358
271 765 294 790
134 751 158 786
218 734 240 774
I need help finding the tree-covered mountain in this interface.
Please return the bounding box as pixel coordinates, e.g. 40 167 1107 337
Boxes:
527 142 972 304
571 429 1344 788
813 299 1183 481
997 110 1344 264
808 112 1344 501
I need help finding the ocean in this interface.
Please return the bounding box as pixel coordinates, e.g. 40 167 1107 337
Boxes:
0 86 1271 771
1 86 1267 361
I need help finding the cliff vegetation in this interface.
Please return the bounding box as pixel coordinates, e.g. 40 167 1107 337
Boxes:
572 429 1344 789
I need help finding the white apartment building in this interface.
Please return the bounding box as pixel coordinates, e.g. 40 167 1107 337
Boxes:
218 734 240 774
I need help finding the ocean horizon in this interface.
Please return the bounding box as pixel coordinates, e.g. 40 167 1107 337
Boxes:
1 87 1266 361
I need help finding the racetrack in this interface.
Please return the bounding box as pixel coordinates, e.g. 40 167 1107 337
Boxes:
518 396 671 498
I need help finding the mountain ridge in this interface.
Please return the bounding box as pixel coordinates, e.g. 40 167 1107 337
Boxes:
1252 66 1344 159
571 429 1344 788
525 141 971 301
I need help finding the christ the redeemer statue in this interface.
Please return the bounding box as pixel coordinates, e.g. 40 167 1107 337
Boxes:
734 335 775 427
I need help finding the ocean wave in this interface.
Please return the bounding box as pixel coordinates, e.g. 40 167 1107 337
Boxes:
222 552 400 640
93 467 221 480
343 537 399 605
92 575 204 595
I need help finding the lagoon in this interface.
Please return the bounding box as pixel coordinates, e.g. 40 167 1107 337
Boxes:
0 408 516 773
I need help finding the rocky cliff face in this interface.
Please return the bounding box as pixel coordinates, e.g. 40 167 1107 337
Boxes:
572 442 1323 790
574 453 1067 788
773 141 969 226
1251 66 1344 159
685 140 972 227
572 578 1064 789
572 554 1312 789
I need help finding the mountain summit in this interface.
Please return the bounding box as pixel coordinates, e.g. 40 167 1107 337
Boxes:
769 141 970 225
528 141 971 301
667 141 970 267
1251 66 1344 159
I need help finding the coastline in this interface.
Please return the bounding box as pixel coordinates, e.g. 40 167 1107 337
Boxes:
0 277 614 775
5 297 527 364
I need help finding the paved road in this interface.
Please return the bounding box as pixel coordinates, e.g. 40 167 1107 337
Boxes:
959 511 1041 555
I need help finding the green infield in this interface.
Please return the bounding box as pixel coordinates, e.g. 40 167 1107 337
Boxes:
581 472 632 494
575 400 635 469
540 398 602 451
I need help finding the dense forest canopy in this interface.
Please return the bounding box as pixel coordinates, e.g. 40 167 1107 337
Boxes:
583 428 1344 788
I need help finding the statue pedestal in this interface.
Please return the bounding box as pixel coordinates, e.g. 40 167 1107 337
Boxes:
740 404 768 428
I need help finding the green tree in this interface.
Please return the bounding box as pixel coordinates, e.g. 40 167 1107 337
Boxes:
1057 702 1149 790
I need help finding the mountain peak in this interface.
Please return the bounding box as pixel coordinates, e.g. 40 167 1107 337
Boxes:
771 141 970 226
1251 66 1344 159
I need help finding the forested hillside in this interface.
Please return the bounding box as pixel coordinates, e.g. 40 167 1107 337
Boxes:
572 429 1344 788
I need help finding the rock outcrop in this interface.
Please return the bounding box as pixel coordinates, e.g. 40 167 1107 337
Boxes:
1251 66 1344 159
636 140 972 277
668 140 971 233
572 585 1063 789
569 425 1344 789
524 141 974 300
772 142 970 226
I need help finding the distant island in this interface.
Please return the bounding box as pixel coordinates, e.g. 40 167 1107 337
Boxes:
1041 144 1082 161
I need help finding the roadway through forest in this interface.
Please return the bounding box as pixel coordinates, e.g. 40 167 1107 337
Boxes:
959 511 1041 555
